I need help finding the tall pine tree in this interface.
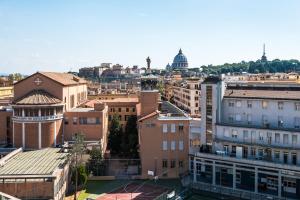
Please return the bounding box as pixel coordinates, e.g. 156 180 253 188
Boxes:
108 115 122 155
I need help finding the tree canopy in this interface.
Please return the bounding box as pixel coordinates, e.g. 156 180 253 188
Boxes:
201 59 300 75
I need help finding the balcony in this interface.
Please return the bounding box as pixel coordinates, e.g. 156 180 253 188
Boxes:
12 114 63 122
218 122 300 133
215 136 300 150
194 151 300 171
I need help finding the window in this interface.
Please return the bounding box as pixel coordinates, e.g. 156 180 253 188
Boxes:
170 160 176 168
274 151 280 161
243 130 248 140
223 129 229 137
132 108 136 112
236 101 242 107
295 103 300 111
232 130 238 138
163 124 168 133
250 147 256 157
178 124 184 131
162 159 168 168
162 141 168 150
283 152 288 164
259 132 264 141
258 149 263 158
108 115 112 121
247 101 252 108
79 117 100 125
292 153 297 165
146 123 155 128
283 134 289 144
262 115 268 127
278 102 284 110
223 145 229 154
179 141 184 151
278 116 284 128
171 141 176 150
262 100 268 109
64 117 69 125
228 114 234 122
73 117 77 125
294 117 300 128
118 108 122 112
235 114 241 121
275 133 280 143
178 160 184 168
171 124 176 133
247 114 252 124
292 135 297 145
196 163 201 174
126 108 129 112
229 101 234 107
267 132 272 144
79 117 87 124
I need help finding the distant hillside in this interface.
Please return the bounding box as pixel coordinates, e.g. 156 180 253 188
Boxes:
201 59 300 74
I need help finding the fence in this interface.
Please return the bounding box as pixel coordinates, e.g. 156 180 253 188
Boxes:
191 182 287 200
85 159 141 178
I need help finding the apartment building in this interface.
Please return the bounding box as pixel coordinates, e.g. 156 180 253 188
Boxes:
190 76 300 199
138 76 191 179
172 78 201 117
81 97 139 128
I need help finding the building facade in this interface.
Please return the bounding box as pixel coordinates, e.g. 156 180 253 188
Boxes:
138 76 191 179
190 76 300 199
0 72 110 152
172 78 201 117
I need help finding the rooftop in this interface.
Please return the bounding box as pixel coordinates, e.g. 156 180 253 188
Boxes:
15 72 87 86
13 90 62 105
70 107 95 112
0 148 69 177
39 72 87 86
160 101 188 117
224 88 300 100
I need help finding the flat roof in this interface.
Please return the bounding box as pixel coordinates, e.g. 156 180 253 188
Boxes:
70 107 95 112
224 89 300 100
0 148 69 177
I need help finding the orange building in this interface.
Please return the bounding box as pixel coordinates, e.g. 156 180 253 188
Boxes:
0 72 109 151
81 97 139 128
138 76 191 179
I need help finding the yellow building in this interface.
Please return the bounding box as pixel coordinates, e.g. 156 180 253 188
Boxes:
0 86 13 98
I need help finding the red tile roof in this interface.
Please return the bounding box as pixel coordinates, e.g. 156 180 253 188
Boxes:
14 90 62 105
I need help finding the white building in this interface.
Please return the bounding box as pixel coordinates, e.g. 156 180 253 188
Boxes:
190 76 300 199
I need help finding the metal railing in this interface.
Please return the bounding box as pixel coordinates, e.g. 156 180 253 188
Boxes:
191 182 286 200
12 114 63 122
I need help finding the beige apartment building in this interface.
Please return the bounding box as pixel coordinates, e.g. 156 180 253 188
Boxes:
172 78 201 117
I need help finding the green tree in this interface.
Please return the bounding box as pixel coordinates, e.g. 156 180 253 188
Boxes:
124 115 139 158
70 132 86 200
87 147 105 176
108 115 122 155
71 165 87 187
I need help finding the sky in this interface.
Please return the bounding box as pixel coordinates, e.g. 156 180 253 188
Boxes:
1 0 300 74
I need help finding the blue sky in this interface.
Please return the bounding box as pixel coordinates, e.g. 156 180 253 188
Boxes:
1 0 300 74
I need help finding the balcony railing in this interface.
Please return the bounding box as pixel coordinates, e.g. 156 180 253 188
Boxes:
215 136 300 150
12 114 63 122
218 122 300 133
